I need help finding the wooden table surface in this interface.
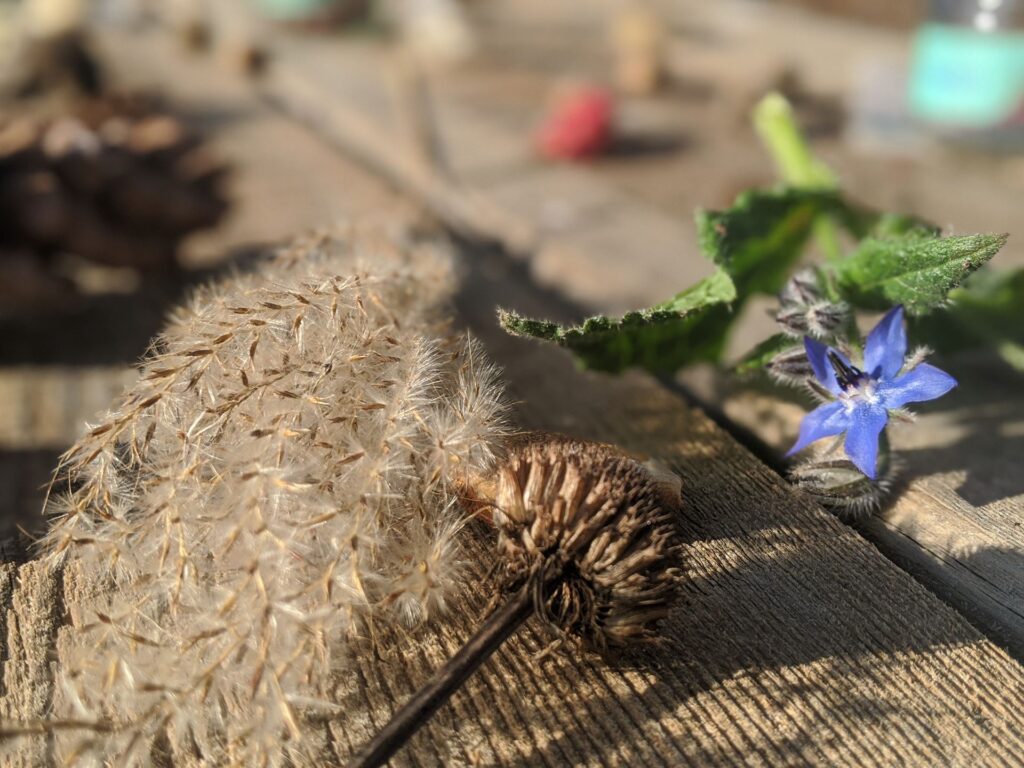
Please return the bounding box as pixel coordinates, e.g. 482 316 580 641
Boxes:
1 6 1023 766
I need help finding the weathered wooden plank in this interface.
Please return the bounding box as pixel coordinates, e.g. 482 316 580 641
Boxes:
0 561 62 768
687 362 1024 657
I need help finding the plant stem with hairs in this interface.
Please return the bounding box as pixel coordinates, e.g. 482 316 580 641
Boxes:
753 92 842 262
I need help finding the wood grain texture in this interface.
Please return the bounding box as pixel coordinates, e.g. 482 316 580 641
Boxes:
683 365 1024 659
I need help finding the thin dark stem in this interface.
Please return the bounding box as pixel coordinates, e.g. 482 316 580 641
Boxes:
347 585 536 768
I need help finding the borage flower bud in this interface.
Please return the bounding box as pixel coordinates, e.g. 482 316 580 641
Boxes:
766 345 815 386
775 300 850 339
778 268 825 308
775 269 850 340
789 446 899 522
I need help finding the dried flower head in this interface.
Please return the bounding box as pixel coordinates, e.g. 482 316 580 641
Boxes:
349 434 683 768
36 228 507 765
470 434 681 650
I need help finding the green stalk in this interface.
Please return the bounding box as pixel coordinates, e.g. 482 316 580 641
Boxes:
753 92 843 262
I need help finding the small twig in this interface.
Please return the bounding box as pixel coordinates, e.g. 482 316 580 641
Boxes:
347 584 535 768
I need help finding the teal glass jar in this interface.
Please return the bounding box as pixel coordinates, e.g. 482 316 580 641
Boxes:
910 0 1024 136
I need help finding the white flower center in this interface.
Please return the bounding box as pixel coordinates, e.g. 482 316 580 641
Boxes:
840 377 879 410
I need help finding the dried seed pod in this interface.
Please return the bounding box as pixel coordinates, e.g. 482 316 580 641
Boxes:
485 435 681 648
351 435 682 768
0 96 229 303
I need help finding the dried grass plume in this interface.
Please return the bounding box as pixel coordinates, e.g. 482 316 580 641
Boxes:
34 228 507 765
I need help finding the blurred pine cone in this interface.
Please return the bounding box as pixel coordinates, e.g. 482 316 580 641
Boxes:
0 96 229 313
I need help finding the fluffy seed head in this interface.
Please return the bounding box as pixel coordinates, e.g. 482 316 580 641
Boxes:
469 435 681 650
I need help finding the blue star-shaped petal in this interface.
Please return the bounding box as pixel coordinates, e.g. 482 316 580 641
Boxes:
786 306 957 479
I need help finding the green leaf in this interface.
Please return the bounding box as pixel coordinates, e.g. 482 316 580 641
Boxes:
734 333 800 375
830 232 1008 315
832 206 940 241
498 270 736 373
912 266 1024 369
652 267 737 312
697 187 837 297
865 212 940 240
998 342 1024 370
500 184 840 374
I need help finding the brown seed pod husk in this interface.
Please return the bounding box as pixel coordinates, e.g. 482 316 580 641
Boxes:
470 433 682 650
350 434 683 768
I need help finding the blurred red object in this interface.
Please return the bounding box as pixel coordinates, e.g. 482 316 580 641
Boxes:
536 87 614 160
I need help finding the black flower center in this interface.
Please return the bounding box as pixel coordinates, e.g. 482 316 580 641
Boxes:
827 351 864 391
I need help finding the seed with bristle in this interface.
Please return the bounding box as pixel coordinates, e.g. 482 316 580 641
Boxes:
26 228 510 766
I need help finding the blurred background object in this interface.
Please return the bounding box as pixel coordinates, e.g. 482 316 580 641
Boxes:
382 0 475 65
536 85 615 161
255 0 368 28
0 95 230 317
909 0 1024 145
1 0 102 100
610 4 664 96
776 0 925 29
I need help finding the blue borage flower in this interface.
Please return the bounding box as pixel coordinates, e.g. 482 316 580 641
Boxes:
786 306 957 479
